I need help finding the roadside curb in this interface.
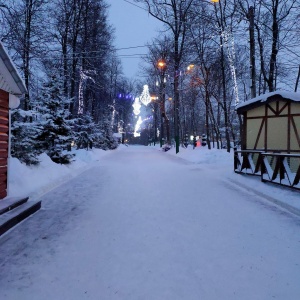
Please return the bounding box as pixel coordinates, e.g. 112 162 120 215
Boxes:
224 179 300 218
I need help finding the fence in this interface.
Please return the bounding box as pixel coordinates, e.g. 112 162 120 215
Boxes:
234 150 263 176
234 150 300 190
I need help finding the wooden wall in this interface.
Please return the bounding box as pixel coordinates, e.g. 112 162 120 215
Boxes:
0 89 9 199
244 100 300 153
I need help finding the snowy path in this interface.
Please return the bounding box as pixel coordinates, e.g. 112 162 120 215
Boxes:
1 146 300 300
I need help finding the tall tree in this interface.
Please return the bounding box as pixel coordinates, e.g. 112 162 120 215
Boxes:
35 74 75 164
144 37 173 145
135 0 195 153
238 0 299 93
0 0 48 111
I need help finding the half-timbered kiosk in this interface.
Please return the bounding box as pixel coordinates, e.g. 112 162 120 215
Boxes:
234 91 300 189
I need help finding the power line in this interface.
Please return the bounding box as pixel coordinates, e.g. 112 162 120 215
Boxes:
121 0 149 13
115 45 153 51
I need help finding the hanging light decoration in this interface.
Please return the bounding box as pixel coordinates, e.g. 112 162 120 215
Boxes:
132 97 141 116
134 116 143 137
140 85 151 106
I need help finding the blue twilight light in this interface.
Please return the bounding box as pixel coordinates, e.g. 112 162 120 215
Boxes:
117 93 134 100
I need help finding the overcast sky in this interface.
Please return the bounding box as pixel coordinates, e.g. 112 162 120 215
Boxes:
108 0 163 80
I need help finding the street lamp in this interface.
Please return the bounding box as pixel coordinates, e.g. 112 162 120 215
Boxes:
187 64 195 71
157 60 167 71
157 58 170 147
150 94 159 145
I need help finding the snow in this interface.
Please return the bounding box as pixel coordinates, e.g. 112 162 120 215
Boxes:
8 145 300 213
1 144 300 300
236 91 300 110
8 149 110 199
165 146 300 213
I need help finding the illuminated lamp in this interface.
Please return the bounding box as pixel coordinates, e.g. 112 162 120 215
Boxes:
157 60 166 70
187 64 195 71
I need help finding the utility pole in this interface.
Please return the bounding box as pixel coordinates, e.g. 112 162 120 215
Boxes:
295 65 300 92
249 6 256 98
159 71 165 147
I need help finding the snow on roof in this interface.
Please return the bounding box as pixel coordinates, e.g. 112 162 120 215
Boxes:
0 41 27 95
236 91 300 112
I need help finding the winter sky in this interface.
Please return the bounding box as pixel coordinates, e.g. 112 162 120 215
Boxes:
109 0 163 80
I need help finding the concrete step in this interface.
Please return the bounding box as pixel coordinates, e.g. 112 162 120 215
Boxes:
0 197 29 215
0 199 41 236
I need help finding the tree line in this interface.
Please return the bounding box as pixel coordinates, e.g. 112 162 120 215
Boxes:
0 0 299 164
135 0 300 152
0 0 134 165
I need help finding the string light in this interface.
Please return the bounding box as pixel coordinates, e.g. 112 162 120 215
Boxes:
221 30 239 106
78 68 95 114
134 116 143 137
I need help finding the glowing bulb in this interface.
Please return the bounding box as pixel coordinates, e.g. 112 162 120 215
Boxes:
158 60 166 69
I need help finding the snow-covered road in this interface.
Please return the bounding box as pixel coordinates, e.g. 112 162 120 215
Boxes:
1 146 300 300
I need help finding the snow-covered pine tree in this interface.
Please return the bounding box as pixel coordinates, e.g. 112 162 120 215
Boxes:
35 75 75 164
74 113 96 150
11 108 42 165
93 111 118 150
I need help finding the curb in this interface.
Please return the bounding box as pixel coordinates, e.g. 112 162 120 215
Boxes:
224 179 300 218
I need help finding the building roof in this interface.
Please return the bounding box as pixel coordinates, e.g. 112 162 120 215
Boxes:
0 41 27 96
236 91 300 113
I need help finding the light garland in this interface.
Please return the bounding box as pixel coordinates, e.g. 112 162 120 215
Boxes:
132 97 141 116
134 116 143 137
78 68 95 115
140 85 151 106
221 30 239 106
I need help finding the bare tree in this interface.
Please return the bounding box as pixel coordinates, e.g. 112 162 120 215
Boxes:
0 0 48 111
135 0 196 153
254 0 298 92
143 37 174 145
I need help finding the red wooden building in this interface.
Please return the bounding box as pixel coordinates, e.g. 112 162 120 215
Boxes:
0 41 27 199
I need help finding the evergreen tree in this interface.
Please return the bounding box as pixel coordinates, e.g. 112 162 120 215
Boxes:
74 113 95 150
11 109 42 165
35 75 75 164
93 112 118 150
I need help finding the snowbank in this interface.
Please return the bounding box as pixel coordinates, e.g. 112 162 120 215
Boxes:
8 148 112 199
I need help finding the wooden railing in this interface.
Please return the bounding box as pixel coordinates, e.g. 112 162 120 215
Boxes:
234 150 300 190
261 153 300 189
234 150 263 176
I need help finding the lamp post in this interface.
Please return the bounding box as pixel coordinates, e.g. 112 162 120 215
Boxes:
157 59 169 147
186 63 211 149
150 95 158 145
